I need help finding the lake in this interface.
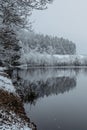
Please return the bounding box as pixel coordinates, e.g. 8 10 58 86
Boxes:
9 68 87 130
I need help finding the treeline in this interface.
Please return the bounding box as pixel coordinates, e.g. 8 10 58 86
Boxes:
0 0 53 67
19 31 76 55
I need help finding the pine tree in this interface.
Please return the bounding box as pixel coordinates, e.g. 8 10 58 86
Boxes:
0 0 53 66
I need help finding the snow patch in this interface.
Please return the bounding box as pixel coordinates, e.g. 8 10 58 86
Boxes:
0 67 6 71
0 74 15 93
0 67 15 93
0 109 32 130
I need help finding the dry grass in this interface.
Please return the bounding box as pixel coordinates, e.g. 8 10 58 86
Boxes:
0 89 37 130
0 89 30 122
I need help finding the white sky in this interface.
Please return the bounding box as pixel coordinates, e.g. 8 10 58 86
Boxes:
31 0 87 55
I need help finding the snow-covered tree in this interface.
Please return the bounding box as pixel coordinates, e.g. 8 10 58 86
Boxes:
0 0 53 66
19 31 76 56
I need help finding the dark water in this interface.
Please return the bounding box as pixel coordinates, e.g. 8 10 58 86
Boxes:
9 68 87 130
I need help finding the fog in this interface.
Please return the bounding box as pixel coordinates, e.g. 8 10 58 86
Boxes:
31 0 87 55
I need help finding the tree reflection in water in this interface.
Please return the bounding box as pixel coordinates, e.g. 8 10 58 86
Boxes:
6 68 78 104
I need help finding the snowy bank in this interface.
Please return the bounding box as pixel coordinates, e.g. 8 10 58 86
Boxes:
0 89 35 130
0 109 32 130
0 67 15 93
0 67 36 130
20 51 87 67
0 74 15 93
0 67 6 71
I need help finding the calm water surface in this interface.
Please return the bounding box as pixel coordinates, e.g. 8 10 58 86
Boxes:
11 68 87 130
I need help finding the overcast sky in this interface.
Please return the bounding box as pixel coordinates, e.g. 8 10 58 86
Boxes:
31 0 87 55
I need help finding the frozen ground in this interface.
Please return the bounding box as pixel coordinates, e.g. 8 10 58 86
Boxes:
0 73 15 93
0 67 32 130
0 109 32 130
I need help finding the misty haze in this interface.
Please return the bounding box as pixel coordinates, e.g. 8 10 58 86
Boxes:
0 0 87 130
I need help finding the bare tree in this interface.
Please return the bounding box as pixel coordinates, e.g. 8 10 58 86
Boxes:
0 0 53 66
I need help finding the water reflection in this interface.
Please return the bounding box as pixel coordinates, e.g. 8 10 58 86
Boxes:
6 68 78 104
5 68 87 130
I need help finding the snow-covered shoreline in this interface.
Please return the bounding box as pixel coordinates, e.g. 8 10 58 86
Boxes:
20 52 87 67
0 109 32 130
0 67 34 130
